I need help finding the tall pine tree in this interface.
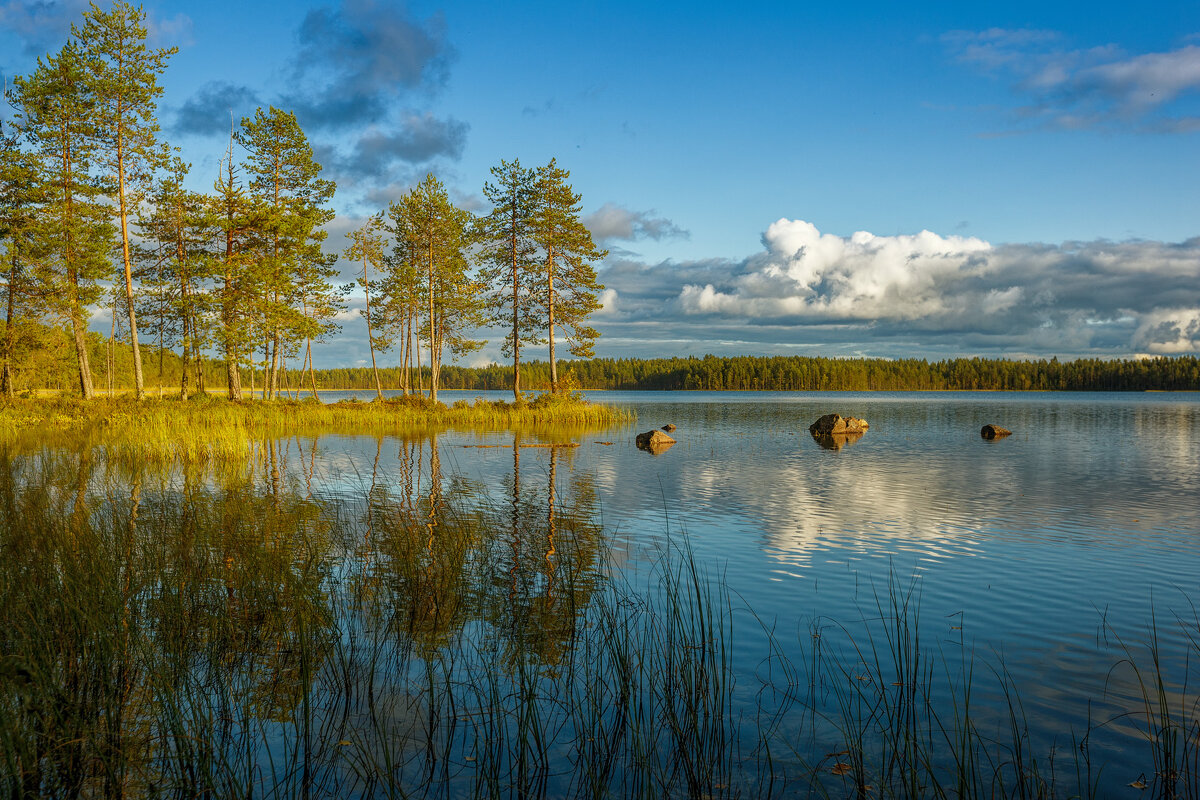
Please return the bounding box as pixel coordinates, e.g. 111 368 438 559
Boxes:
237 106 338 400
531 159 606 393
480 158 540 400
77 0 176 401
16 43 112 399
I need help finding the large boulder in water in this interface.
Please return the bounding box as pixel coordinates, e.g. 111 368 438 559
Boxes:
980 424 1012 439
636 429 676 454
809 413 869 436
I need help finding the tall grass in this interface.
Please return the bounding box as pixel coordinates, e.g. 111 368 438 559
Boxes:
1 446 1198 797
0 394 632 464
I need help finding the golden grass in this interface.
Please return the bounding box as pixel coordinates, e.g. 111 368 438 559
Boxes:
0 393 634 463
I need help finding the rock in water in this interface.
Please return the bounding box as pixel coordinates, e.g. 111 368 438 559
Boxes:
981 424 1012 439
636 429 676 453
809 413 869 435
662 423 677 432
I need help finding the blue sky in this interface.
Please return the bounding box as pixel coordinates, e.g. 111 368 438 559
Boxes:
3 0 1199 365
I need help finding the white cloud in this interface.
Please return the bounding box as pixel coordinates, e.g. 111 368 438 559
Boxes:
597 218 1200 358
1132 309 1200 354
678 219 993 322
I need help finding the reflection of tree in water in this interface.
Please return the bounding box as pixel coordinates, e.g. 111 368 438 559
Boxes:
482 436 606 672
360 431 607 667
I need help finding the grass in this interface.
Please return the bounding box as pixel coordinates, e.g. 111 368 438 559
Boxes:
0 393 634 463
0 443 1198 798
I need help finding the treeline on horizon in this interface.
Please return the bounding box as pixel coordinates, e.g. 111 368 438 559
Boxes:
7 328 1198 394
313 353 1200 393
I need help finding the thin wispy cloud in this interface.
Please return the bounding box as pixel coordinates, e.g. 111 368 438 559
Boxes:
943 29 1200 132
583 203 689 247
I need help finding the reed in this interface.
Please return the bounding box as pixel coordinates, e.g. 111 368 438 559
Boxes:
0 394 632 464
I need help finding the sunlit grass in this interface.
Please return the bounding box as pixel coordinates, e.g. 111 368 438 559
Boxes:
0 393 633 463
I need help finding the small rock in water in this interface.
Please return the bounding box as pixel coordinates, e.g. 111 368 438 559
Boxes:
636 429 676 454
980 424 1012 439
662 423 677 432
809 413 869 435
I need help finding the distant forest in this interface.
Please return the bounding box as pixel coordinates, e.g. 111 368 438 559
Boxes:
8 325 1198 394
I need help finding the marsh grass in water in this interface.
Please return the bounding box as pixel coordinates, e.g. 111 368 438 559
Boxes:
0 394 633 463
0 445 1198 797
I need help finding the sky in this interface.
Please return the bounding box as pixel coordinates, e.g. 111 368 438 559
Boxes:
2 0 1199 367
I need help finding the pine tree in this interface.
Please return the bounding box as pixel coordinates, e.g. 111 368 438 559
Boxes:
236 106 338 400
345 213 390 401
531 159 606 392
397 174 485 403
480 158 540 400
76 0 176 401
212 124 256 399
138 156 213 399
0 93 46 397
15 43 112 399
383 201 424 395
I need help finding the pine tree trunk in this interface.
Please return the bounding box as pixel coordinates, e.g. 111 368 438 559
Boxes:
427 238 437 403
116 145 145 401
547 251 557 393
364 256 383 401
179 277 190 401
511 214 521 401
306 336 320 403
2 247 17 398
70 311 94 399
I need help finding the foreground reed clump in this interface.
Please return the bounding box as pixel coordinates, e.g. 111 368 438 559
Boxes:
0 443 1197 798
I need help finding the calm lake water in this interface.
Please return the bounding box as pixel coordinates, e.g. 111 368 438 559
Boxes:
5 389 1199 797
304 389 1200 792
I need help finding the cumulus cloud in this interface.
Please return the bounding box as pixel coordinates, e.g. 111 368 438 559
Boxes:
590 219 1200 359
943 29 1200 131
583 203 689 246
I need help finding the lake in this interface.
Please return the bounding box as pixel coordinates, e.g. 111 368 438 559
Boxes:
2 390 1198 797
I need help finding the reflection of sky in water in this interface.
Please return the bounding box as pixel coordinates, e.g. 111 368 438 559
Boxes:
267 390 1200 786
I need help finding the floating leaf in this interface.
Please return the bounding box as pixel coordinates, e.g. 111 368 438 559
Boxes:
831 762 852 776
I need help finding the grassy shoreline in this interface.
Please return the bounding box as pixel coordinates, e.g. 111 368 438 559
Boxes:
0 394 634 461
